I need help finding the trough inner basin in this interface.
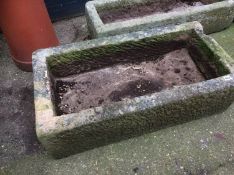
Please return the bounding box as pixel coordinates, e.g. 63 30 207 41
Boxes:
47 34 229 116
97 0 223 24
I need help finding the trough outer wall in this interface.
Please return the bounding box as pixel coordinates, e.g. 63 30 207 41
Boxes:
33 22 234 158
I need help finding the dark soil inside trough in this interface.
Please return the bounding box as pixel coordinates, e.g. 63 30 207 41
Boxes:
54 48 205 115
98 0 220 24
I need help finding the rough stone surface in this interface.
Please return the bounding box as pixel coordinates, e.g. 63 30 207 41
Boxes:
0 16 233 175
85 0 234 38
33 22 234 158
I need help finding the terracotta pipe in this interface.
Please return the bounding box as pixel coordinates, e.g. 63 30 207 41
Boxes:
0 0 59 71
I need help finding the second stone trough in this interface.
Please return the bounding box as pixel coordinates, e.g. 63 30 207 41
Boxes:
85 0 234 38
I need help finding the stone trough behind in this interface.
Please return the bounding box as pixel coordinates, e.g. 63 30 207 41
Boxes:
85 0 234 38
33 22 234 158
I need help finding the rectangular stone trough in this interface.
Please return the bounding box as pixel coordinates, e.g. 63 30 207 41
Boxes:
33 22 234 158
85 0 234 38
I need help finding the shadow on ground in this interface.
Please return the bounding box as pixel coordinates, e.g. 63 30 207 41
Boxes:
0 16 88 168
0 36 42 167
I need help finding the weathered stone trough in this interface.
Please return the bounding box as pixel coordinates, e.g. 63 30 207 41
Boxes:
33 22 234 158
85 0 234 38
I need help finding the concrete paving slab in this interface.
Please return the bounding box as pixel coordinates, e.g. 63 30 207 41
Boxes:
2 102 234 175
211 24 234 59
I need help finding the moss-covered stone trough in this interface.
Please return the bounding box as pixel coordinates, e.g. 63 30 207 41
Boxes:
85 0 234 38
33 22 234 158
